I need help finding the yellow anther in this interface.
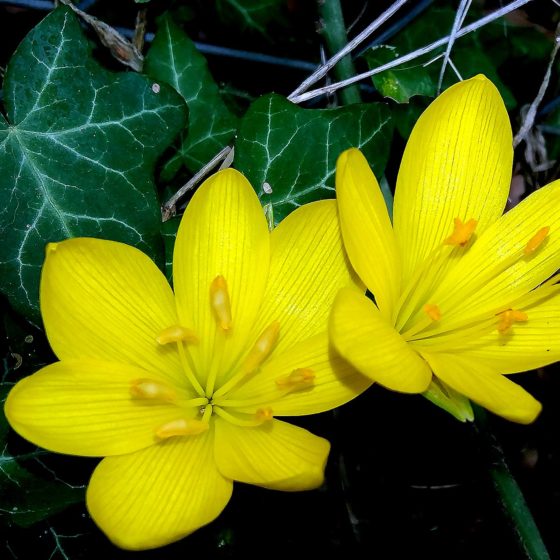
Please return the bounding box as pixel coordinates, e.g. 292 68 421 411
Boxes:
275 368 315 389
423 303 441 321
255 407 274 422
497 309 528 334
130 378 176 402
524 227 550 255
242 321 280 373
155 418 209 439
210 275 232 330
156 325 199 345
444 218 478 247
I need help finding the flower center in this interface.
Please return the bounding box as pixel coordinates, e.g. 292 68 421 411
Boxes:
133 275 316 441
394 218 551 344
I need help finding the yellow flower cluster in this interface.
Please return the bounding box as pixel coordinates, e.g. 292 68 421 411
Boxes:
6 75 560 550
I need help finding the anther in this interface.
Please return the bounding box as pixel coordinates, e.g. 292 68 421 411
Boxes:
130 378 176 402
497 309 528 333
423 303 441 321
242 321 280 373
275 368 315 390
524 227 550 255
155 418 209 439
255 407 274 422
444 218 478 247
157 325 199 345
210 275 232 330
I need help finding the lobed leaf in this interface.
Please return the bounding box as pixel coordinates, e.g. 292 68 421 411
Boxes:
0 7 187 323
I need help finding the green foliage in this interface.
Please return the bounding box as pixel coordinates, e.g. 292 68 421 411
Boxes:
145 16 238 177
0 7 186 323
216 0 286 35
365 45 436 103
234 94 393 223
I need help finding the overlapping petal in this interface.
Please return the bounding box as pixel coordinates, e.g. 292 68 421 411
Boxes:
428 179 560 322
228 332 372 416
40 238 182 383
330 287 432 392
87 431 232 550
5 360 193 456
459 288 560 373
214 417 329 491
422 352 542 424
173 168 271 387
393 75 512 287
249 200 359 358
336 148 400 317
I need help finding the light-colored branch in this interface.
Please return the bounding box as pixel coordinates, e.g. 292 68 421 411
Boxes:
437 0 472 93
290 0 534 104
513 22 560 149
288 0 409 100
162 146 232 220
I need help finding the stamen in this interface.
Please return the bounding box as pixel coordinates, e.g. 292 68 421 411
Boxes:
444 218 477 247
242 321 280 373
275 368 315 392
212 321 281 399
155 418 209 439
497 309 528 334
157 325 198 345
130 378 176 402
423 303 441 321
210 275 232 330
213 405 274 427
524 227 550 255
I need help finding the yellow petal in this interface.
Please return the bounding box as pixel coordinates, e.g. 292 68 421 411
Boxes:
429 179 560 320
227 331 372 416
336 148 400 317
4 360 197 456
393 75 512 287
422 352 542 424
329 287 432 393
459 288 560 373
214 417 329 491
249 199 359 357
40 237 181 384
173 169 270 388
87 430 232 550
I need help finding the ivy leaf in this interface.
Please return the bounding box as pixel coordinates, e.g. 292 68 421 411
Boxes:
216 0 286 35
234 94 393 223
145 15 238 176
0 7 187 323
365 45 436 103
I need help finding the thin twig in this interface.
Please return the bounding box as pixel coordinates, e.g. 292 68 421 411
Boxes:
513 21 560 148
133 7 148 56
162 146 233 220
290 0 534 104
437 0 472 93
288 0 409 100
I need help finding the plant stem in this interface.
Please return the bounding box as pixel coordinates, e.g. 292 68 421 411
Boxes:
473 405 550 560
317 0 361 105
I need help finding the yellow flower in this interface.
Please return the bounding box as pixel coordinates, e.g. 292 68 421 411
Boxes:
5 169 370 550
330 75 560 425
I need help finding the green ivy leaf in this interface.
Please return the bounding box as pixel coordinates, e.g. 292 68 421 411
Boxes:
145 15 238 176
234 94 393 223
365 45 436 103
216 0 286 35
0 7 186 323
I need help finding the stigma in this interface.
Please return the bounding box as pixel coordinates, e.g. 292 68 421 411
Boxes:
210 275 232 330
444 218 477 247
